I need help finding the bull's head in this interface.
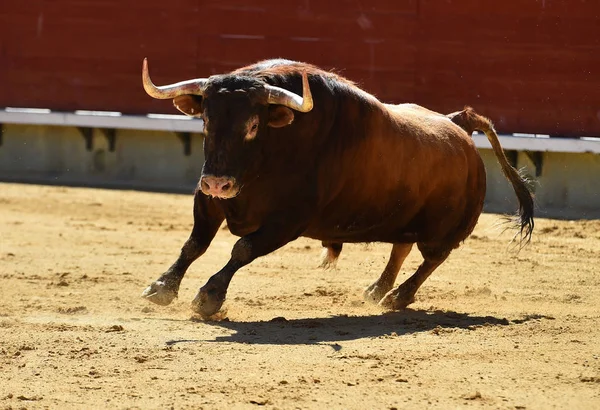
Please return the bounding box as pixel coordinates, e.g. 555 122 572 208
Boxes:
142 59 313 199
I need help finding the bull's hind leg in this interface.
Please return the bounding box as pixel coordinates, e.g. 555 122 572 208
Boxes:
319 241 343 269
379 243 450 310
142 191 224 306
364 243 413 303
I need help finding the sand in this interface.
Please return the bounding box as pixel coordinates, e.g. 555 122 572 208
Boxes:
1 183 599 409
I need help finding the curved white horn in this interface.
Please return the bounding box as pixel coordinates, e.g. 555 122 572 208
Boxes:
142 58 208 99
265 71 313 112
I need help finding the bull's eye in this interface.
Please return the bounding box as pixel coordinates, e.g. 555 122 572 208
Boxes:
245 116 259 141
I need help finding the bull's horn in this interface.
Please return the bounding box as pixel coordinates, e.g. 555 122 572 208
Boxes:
142 58 208 99
265 71 313 112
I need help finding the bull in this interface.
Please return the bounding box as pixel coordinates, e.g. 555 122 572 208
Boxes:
140 58 534 318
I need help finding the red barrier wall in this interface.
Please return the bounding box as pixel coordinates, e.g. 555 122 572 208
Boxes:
1 0 598 136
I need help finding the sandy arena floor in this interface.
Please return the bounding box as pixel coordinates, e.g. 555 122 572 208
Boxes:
1 183 599 409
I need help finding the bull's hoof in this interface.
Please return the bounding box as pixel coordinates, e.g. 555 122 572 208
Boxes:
378 287 415 310
318 248 339 270
318 256 338 270
363 282 392 304
141 280 178 306
191 285 227 319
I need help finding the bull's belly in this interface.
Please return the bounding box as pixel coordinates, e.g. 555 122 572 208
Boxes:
302 228 419 244
302 215 420 244
224 205 420 242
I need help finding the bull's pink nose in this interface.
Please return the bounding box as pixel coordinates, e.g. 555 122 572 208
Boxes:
200 175 236 197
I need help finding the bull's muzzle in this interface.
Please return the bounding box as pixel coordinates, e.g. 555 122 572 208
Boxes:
200 175 239 199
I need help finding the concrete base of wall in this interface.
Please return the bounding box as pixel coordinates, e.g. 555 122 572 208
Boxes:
479 150 600 219
1 124 599 219
0 124 204 193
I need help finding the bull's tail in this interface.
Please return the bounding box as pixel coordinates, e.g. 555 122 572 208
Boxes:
448 107 534 243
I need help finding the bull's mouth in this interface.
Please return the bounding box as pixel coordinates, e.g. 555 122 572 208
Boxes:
199 175 240 199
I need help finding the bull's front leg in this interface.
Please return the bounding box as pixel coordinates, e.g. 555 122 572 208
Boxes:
191 219 306 318
142 190 224 306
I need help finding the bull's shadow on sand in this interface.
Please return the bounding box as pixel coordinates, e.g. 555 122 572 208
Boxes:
167 310 551 347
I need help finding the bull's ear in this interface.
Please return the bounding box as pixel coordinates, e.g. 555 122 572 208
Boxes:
267 105 294 128
173 95 203 117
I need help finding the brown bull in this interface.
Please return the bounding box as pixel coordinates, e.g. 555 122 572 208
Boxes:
141 58 534 318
